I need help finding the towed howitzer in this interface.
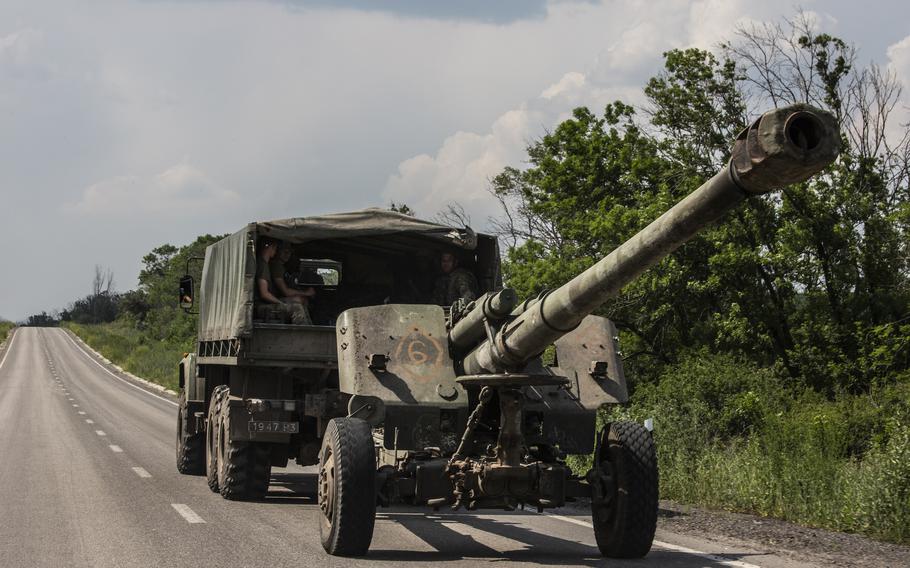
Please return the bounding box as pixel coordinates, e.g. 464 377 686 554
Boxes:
325 104 840 558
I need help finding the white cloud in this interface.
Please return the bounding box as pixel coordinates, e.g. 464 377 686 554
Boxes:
887 34 910 90
73 163 240 216
885 34 910 144
384 107 536 222
382 0 843 230
383 67 642 225
0 27 42 64
0 0 904 321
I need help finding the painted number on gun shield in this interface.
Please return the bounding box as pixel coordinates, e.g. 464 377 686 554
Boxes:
395 330 444 368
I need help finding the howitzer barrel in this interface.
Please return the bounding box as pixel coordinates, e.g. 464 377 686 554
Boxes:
463 104 840 374
449 289 518 353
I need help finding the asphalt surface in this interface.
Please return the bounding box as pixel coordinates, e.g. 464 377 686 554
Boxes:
0 327 819 568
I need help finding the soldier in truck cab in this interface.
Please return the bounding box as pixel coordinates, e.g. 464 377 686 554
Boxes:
256 237 311 325
270 241 316 305
432 251 478 306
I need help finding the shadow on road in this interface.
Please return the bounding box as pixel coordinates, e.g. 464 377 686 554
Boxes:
261 472 758 566
265 472 317 503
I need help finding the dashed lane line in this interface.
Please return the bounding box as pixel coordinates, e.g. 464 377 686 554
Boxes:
85 419 94 424
78 411 86 415
171 504 205 524
132 467 152 478
95 430 106 437
544 513 763 568
61 330 178 407
109 445 123 453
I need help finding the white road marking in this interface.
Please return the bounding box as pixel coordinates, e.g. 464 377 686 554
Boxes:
109 445 123 453
61 331 178 407
544 513 763 568
95 430 106 436
132 467 152 478
171 504 205 524
72 404 79 408
77 411 86 415
85 419 94 424
0 331 18 371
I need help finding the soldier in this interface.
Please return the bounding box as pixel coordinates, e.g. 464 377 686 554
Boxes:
270 242 316 305
432 251 478 306
256 237 312 325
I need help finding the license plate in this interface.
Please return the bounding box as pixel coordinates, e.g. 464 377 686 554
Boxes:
248 421 299 434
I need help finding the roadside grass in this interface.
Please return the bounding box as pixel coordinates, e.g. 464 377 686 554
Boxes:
63 321 185 392
0 321 14 344
571 351 910 545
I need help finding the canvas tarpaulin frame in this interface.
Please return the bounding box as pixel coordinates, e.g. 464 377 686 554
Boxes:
196 209 480 341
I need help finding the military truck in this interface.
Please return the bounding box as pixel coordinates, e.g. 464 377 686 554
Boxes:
175 103 840 558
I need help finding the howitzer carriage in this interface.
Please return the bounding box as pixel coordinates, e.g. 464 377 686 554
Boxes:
175 104 839 557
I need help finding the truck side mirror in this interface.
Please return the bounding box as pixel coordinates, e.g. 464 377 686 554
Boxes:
179 275 195 311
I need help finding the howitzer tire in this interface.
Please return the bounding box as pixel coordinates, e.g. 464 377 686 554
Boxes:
591 421 658 558
176 394 205 475
318 417 376 557
205 386 228 493
216 398 272 501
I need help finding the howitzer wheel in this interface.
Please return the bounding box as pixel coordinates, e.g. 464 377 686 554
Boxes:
590 421 658 558
318 417 376 557
176 393 205 475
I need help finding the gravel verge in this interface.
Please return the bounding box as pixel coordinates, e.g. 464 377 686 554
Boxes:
655 500 910 568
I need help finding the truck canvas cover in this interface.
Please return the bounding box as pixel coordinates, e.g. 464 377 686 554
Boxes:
197 209 478 341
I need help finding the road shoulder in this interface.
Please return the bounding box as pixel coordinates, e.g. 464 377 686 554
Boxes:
60 328 178 403
654 500 910 568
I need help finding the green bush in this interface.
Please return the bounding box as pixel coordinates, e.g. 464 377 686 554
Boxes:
0 321 14 344
586 350 910 544
64 321 184 391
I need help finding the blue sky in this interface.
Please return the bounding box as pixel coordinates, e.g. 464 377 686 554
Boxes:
1 0 908 321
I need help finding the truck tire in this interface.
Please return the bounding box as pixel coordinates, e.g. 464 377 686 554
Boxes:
206 386 228 493
216 396 272 501
318 417 376 557
176 395 205 475
591 421 658 558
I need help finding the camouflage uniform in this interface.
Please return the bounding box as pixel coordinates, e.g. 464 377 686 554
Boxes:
256 259 312 325
432 267 478 306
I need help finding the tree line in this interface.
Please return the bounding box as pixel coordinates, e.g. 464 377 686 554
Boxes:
489 14 909 395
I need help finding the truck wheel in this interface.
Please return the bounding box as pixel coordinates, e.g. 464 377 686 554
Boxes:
318 417 376 556
591 421 658 558
206 386 228 493
216 398 272 501
176 395 205 475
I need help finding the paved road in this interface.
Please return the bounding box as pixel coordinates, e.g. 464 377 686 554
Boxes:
0 327 814 568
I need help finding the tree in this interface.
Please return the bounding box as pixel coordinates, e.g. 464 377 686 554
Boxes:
492 15 910 392
433 202 472 227
59 266 119 324
132 234 225 343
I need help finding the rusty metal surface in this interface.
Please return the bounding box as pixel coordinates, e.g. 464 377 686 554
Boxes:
336 304 465 407
552 315 628 407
